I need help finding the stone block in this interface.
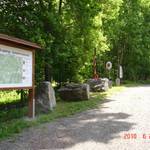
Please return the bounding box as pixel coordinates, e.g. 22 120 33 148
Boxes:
58 83 90 101
35 81 56 114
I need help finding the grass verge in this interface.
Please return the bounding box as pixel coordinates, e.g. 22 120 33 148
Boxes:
0 86 124 141
0 91 20 105
123 80 150 87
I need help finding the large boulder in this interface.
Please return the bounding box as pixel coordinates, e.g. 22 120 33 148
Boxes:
58 83 90 101
35 81 56 114
87 78 110 92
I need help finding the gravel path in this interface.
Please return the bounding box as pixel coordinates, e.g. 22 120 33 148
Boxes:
1 85 150 150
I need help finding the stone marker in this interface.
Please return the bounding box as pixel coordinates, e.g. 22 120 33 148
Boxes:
116 78 120 86
58 83 90 101
102 78 109 91
35 81 56 114
108 79 113 88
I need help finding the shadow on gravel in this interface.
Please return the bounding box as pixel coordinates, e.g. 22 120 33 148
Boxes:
0 99 135 150
21 98 135 150
49 111 135 149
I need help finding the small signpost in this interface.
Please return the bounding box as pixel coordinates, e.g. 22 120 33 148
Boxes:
0 34 41 118
116 65 123 86
106 61 112 79
106 61 112 71
119 65 123 79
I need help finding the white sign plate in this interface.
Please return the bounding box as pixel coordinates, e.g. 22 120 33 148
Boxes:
119 65 123 79
106 61 112 70
0 44 32 88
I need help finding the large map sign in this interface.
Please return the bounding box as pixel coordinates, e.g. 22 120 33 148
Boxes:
0 44 32 88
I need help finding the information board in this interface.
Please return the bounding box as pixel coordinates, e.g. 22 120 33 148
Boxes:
0 44 33 88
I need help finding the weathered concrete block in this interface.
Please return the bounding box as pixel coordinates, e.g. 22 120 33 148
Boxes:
35 81 56 114
87 78 110 92
58 83 90 101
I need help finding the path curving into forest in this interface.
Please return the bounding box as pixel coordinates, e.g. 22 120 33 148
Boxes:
1 85 150 150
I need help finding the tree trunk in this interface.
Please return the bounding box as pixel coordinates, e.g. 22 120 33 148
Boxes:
58 0 63 14
44 62 52 82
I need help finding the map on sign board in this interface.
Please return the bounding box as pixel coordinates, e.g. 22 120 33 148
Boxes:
0 44 33 88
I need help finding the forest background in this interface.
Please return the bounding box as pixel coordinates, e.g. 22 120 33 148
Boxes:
0 0 150 85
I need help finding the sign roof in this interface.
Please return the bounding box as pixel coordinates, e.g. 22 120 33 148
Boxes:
0 33 41 50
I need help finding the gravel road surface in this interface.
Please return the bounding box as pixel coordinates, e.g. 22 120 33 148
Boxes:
1 85 150 150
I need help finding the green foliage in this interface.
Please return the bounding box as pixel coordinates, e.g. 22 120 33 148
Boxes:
0 0 149 141
0 86 124 140
0 92 104 140
0 91 20 105
102 0 150 80
0 107 27 122
0 0 150 83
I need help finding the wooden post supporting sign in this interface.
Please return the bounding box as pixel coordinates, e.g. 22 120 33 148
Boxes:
0 34 41 118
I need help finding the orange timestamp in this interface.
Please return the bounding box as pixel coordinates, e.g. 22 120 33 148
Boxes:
123 133 150 140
